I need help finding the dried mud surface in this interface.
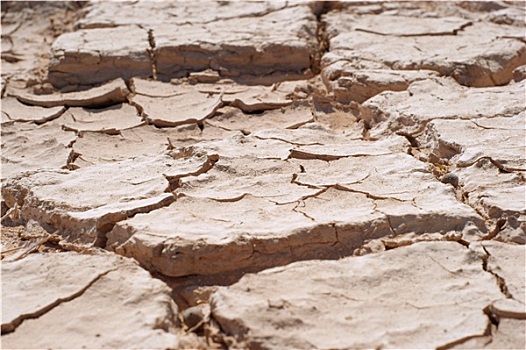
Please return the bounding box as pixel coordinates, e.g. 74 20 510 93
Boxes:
1 1 525 349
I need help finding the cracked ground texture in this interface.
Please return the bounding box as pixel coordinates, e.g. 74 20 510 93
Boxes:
1 1 525 349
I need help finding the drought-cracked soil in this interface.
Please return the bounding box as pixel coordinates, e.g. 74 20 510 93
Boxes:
1 1 525 349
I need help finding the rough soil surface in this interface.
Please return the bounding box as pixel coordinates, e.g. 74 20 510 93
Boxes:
1 1 525 349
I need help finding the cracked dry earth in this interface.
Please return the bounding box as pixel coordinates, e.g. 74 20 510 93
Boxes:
1 1 525 349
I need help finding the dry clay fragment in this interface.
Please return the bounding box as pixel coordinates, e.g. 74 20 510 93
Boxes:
322 68 439 104
485 5 526 27
482 241 526 315
1 123 76 181
290 134 407 160
71 123 237 169
324 12 471 37
421 112 524 240
197 83 293 112
132 78 293 117
353 14 471 36
219 85 292 112
152 6 317 83
130 79 229 127
455 159 525 242
108 195 335 277
292 167 486 242
338 0 521 23
178 156 319 204
211 241 504 350
13 78 130 107
49 27 151 89
322 15 526 91
130 78 185 97
452 318 525 350
2 252 180 349
190 132 485 228
131 90 222 127
186 132 294 160
1 153 216 243
108 134 486 277
1 97 65 123
60 103 144 134
469 241 526 325
0 5 59 83
77 0 293 28
176 133 322 203
206 103 313 134
77 1 179 28
71 124 199 167
423 113 525 171
361 78 525 136
253 126 355 146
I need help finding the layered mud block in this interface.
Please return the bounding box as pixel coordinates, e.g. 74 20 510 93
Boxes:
152 6 318 83
49 4 318 88
321 9 526 103
107 132 487 277
1 152 217 242
2 252 180 349
211 241 511 349
48 26 152 89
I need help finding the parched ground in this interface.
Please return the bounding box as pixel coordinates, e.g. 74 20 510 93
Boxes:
1 1 525 349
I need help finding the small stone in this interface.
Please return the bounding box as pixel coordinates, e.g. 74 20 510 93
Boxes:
441 173 459 187
182 306 204 330
33 83 54 95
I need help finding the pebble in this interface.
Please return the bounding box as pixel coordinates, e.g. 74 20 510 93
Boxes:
182 306 205 330
441 173 459 187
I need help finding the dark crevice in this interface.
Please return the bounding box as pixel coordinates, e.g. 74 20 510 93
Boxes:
397 131 419 148
124 78 136 95
311 2 331 75
484 304 501 327
164 154 219 192
480 218 507 241
383 214 398 238
94 222 116 248
1 76 9 98
480 244 514 299
292 201 316 222
436 319 493 350
147 28 158 80
65 149 81 170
